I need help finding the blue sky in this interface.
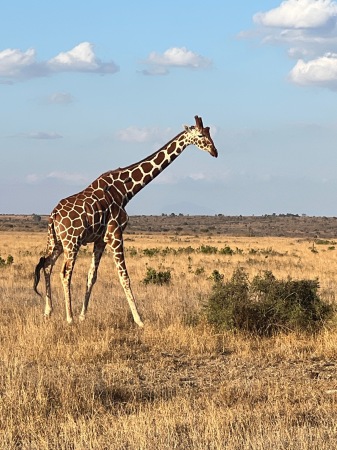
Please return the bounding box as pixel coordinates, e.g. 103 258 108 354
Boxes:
2 0 337 216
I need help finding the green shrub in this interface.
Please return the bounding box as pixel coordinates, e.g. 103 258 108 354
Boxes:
177 246 195 255
209 269 224 283
219 246 234 255
143 248 161 257
6 255 14 265
143 267 171 285
127 246 138 257
0 254 14 267
198 245 218 254
315 239 333 245
194 267 205 276
205 268 334 336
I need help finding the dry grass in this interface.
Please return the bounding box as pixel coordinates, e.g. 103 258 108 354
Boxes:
1 231 337 449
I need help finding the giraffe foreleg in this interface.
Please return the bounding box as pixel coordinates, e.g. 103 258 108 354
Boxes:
108 231 144 328
60 251 77 324
39 246 62 319
80 241 106 321
43 259 54 318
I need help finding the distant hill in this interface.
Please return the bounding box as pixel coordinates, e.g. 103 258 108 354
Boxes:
1 213 337 238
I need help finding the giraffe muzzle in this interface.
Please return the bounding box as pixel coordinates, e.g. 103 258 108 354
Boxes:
210 147 218 158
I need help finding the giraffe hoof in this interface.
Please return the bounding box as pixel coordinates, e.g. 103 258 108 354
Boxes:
67 318 74 325
79 314 86 322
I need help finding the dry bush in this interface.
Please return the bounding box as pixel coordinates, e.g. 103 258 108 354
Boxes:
0 231 337 449
205 268 334 335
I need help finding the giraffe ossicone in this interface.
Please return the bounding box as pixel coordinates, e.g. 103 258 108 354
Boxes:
34 115 218 327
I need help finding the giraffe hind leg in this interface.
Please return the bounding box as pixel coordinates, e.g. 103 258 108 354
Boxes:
80 241 106 321
60 249 79 324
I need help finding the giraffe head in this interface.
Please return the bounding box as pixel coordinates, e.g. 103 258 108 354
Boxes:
184 115 218 158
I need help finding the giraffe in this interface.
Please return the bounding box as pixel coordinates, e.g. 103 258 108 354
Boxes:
33 115 218 327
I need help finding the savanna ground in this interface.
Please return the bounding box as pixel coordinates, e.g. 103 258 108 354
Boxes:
1 216 337 449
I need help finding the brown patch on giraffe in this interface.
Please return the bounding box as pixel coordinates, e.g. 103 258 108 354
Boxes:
62 217 71 228
62 200 74 210
141 162 153 173
75 204 86 214
59 208 68 218
69 210 79 220
119 171 131 181
58 223 67 233
98 179 109 190
143 174 152 185
51 212 62 223
98 198 110 210
72 218 82 228
91 179 99 190
113 180 126 194
152 167 161 178
154 151 165 165
132 168 143 182
161 160 169 170
167 142 176 154
94 190 105 201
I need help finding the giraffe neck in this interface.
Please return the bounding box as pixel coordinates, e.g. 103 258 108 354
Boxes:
111 130 190 205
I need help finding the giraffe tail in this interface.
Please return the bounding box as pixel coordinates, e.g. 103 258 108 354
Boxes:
33 256 46 296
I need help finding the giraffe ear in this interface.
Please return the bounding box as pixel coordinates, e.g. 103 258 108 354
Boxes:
184 125 190 131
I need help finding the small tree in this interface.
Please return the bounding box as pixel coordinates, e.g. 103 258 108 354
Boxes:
205 268 334 336
32 213 42 222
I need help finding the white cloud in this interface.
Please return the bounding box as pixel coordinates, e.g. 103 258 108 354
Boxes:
140 47 211 75
25 171 88 186
47 92 75 105
116 126 172 143
26 174 39 183
189 173 206 181
254 0 337 29
23 131 63 140
245 0 337 90
140 66 170 76
0 48 34 76
48 42 118 74
47 171 88 184
147 47 211 68
0 42 119 82
153 169 229 185
0 47 46 79
10 131 63 139
289 52 337 87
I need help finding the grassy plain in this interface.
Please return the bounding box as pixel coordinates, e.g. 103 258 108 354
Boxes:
0 230 337 449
